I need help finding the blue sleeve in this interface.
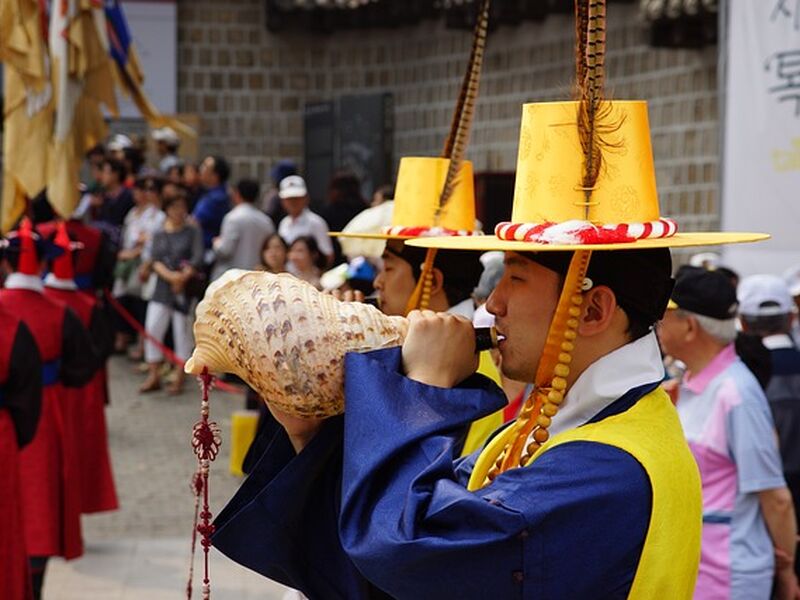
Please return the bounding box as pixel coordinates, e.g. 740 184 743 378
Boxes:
725 375 786 493
211 416 378 600
340 348 651 600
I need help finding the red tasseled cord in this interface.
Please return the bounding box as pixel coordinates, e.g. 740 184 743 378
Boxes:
187 368 221 600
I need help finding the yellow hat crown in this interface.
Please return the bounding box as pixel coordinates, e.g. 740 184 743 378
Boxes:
386 157 476 235
494 99 683 245
512 101 659 225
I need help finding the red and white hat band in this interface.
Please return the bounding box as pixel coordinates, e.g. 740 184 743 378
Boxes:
381 225 480 237
495 218 678 245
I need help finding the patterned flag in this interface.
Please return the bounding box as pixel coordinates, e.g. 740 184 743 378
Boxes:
104 0 194 138
0 0 52 232
46 0 118 220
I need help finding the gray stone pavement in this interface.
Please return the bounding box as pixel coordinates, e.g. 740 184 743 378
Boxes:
43 356 290 599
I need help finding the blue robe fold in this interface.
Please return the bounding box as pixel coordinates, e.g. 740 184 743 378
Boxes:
213 348 653 599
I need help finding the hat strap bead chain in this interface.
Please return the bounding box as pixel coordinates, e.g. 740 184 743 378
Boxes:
479 250 592 486
405 247 439 313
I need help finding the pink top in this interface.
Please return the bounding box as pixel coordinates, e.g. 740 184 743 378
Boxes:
678 345 785 600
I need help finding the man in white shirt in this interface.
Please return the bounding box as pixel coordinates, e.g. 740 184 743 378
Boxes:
277 176 333 265
211 179 275 281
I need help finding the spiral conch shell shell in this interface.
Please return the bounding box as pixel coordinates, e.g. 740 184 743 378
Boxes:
185 270 407 417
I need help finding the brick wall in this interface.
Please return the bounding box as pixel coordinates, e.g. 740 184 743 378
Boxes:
177 0 721 232
0 1 720 231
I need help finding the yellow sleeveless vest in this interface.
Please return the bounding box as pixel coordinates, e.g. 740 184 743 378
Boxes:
531 388 702 599
462 351 506 456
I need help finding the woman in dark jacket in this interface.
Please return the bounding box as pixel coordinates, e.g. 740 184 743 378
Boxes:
140 188 203 394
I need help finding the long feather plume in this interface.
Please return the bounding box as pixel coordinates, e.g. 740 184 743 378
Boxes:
434 0 490 222
574 0 588 90
576 0 607 220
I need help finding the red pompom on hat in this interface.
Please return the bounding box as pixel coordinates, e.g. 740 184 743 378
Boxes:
51 221 75 280
16 218 40 276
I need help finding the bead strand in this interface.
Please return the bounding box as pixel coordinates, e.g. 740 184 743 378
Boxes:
520 292 584 466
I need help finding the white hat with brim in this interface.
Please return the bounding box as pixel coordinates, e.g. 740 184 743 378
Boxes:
108 134 133 152
279 175 308 199
784 266 800 298
739 274 795 316
152 127 180 145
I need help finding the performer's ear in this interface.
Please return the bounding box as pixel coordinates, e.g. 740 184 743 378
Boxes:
577 285 617 337
428 267 445 297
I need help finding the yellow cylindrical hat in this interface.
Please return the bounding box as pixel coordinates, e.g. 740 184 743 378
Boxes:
512 100 660 225
391 156 476 231
408 99 767 251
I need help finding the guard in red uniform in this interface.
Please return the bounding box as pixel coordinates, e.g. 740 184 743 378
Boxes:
0 218 95 599
0 305 42 600
37 217 116 295
44 223 118 514
39 215 116 405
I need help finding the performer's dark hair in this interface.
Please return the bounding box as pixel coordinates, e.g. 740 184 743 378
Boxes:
398 245 484 308
520 248 674 342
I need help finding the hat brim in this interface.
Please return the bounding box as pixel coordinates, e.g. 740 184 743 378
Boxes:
330 231 413 241
406 232 770 252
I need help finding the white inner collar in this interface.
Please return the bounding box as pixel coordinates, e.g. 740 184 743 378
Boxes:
44 273 78 291
548 330 665 436
4 273 44 293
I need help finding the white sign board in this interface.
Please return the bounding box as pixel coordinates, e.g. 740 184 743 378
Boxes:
116 0 177 118
722 0 800 276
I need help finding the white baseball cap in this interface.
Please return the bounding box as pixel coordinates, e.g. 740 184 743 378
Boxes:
783 266 800 297
689 252 721 269
279 175 308 199
107 133 133 152
152 126 180 145
738 274 795 317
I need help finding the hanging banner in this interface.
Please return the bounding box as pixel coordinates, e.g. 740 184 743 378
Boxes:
722 1 800 275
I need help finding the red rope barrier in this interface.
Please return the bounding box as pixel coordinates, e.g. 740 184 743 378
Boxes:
104 290 242 394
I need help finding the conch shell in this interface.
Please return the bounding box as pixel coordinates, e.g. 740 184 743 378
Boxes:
185 270 407 417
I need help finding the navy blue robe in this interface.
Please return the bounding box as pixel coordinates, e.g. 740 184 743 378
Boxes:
213 348 653 599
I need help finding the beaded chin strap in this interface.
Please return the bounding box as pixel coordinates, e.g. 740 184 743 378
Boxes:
468 0 607 489
187 368 222 600
404 248 438 313
468 250 593 490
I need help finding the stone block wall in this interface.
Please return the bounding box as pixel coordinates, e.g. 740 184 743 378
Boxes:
177 0 721 231
0 3 720 235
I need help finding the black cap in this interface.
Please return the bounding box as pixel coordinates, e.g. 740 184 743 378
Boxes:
670 268 738 320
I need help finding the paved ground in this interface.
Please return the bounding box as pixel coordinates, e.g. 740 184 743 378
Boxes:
43 356 290 599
